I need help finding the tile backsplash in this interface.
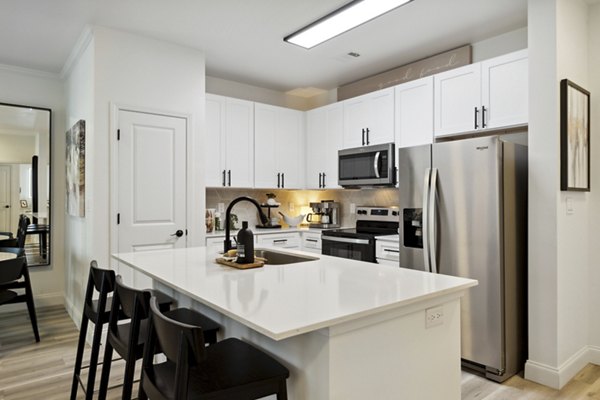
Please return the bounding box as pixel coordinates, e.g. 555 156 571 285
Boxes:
206 188 399 230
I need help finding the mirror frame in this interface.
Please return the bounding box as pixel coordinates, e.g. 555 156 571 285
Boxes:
0 102 52 267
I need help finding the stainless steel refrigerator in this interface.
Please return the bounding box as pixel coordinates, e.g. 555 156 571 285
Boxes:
398 135 527 382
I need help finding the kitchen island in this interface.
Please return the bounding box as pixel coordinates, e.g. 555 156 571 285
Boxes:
113 246 476 400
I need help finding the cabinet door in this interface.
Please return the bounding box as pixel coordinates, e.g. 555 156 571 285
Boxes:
481 49 528 129
225 98 254 188
305 103 343 189
306 107 328 189
254 104 278 188
323 103 343 189
365 88 395 145
434 63 481 137
205 95 226 187
343 96 370 148
395 76 434 148
277 108 305 189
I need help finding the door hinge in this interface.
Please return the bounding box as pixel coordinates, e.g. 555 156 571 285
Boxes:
117 213 120 224
185 229 188 236
117 129 121 141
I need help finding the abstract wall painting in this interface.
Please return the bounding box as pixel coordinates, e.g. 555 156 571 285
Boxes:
66 120 86 216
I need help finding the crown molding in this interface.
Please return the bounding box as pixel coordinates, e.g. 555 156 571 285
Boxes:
60 25 94 79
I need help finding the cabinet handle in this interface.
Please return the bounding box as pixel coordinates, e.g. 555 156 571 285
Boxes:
482 106 487 128
281 173 285 188
474 107 479 129
227 170 231 186
362 128 365 146
277 173 281 188
318 173 322 188
366 128 370 145
306 239 318 243
322 172 326 188
383 248 400 253
222 170 226 187
273 239 288 243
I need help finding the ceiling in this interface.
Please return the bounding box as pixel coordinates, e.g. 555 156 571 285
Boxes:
0 0 527 92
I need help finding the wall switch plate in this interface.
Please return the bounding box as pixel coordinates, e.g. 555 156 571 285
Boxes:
566 197 574 215
426 306 444 328
217 203 225 213
350 203 356 214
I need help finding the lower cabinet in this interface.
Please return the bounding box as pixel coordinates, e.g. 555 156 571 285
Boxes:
256 232 301 249
375 239 400 267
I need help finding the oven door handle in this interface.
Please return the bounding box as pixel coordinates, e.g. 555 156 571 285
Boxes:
322 235 371 245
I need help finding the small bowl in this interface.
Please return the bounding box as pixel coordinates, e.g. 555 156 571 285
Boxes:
282 214 305 227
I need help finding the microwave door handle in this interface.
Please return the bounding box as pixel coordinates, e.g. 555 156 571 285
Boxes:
422 168 431 273
373 151 381 178
428 168 438 274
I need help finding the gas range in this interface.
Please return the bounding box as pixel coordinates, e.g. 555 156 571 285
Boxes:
321 206 399 263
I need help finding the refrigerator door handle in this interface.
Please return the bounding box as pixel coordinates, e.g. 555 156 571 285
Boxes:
373 151 381 178
428 168 438 274
422 168 432 273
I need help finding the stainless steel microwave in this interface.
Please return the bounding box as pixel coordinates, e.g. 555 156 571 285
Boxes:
338 143 396 187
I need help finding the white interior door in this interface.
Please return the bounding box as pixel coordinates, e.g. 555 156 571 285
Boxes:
117 110 187 287
0 165 11 232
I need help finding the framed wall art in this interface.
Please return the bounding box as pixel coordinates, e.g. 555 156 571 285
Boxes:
66 119 86 216
560 79 591 191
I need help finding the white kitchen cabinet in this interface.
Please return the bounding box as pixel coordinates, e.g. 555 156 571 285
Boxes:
256 232 301 249
375 237 400 267
434 49 528 137
206 236 225 255
305 103 343 189
301 231 322 254
254 103 305 189
343 87 394 148
394 76 434 148
205 94 254 187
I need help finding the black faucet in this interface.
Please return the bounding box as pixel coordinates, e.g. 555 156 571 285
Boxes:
223 196 269 253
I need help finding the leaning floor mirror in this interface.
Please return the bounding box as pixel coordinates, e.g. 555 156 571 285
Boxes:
0 103 51 266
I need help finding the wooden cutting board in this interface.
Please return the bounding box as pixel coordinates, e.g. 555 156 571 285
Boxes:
215 258 264 269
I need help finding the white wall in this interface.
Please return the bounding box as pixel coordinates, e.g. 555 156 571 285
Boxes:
471 27 528 63
0 65 66 308
0 134 36 162
588 3 600 351
525 0 594 389
63 26 206 324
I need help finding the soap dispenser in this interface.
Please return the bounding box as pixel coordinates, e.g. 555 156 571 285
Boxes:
236 221 254 264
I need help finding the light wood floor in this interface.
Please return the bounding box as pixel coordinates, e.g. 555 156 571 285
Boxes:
2 306 600 399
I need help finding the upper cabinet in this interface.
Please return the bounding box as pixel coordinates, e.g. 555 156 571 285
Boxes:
343 87 394 148
394 76 434 148
254 103 305 189
306 103 343 189
205 94 254 187
434 49 528 137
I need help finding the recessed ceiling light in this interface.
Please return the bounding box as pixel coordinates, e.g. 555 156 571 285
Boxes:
284 0 413 49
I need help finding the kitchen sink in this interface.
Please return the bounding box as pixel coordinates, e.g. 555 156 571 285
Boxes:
254 249 319 265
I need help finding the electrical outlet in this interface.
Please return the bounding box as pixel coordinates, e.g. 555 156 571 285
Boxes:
350 203 356 214
289 203 295 211
217 203 225 213
425 306 444 328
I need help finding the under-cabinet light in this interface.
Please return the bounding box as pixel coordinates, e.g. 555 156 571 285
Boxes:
284 0 413 49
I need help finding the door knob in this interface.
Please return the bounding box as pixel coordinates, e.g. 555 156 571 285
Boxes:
171 229 184 237
4 205 9 208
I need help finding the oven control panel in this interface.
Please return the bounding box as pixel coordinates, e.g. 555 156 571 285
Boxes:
355 206 400 222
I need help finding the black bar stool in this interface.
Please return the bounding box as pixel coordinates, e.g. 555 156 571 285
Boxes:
70 261 174 400
140 297 289 400
98 275 220 400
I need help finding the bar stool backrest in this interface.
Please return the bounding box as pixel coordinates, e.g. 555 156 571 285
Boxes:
0 257 26 284
16 214 30 249
84 261 116 313
149 297 207 366
112 275 151 321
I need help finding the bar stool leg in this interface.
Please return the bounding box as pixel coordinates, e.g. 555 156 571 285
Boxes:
84 318 106 400
98 339 114 400
70 316 89 400
23 270 40 342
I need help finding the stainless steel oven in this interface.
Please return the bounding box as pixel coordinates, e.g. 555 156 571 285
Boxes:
322 206 399 263
338 143 395 187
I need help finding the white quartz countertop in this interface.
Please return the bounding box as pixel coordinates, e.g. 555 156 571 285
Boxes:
206 226 350 238
113 246 476 340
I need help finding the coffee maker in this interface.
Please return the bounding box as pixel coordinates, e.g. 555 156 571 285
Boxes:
306 201 340 229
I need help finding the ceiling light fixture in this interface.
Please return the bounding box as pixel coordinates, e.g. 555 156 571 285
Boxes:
284 0 413 49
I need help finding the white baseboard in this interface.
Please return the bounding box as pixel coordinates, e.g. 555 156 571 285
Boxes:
525 345 599 389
